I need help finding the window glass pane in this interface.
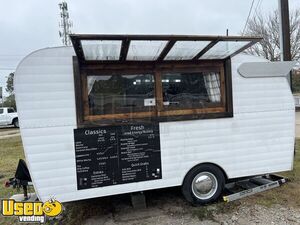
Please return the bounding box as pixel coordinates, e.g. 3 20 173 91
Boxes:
161 72 221 109
127 41 167 60
0 109 3 114
81 40 122 60
8 108 14 113
200 41 250 59
88 74 155 115
165 41 210 60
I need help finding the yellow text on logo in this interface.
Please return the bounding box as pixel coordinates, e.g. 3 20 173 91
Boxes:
1 199 62 218
1 200 43 216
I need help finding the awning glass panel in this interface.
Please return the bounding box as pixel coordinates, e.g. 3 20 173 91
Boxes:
165 41 210 60
81 40 122 60
200 41 250 59
127 40 168 60
70 34 261 62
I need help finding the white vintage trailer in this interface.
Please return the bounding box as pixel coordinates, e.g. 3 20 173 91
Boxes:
14 34 295 205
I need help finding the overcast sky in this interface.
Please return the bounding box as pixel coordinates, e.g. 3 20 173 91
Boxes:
0 0 299 96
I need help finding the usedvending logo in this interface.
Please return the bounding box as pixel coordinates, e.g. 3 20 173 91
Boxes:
1 198 63 223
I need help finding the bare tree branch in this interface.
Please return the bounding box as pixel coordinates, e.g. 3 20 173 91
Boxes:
243 9 300 61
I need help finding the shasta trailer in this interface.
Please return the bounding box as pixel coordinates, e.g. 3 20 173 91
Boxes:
14 34 295 205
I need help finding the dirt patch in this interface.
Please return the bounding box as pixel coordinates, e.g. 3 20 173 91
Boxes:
78 188 219 225
78 194 300 225
214 203 300 225
55 186 300 225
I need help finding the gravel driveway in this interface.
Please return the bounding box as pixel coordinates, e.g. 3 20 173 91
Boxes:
63 187 300 225
83 202 300 225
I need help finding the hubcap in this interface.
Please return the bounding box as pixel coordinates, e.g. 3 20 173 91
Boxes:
191 172 218 200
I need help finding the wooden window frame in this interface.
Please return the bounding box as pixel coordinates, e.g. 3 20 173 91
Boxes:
73 57 233 127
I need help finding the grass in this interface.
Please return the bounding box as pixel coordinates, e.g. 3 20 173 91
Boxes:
0 136 25 225
0 136 300 224
0 136 25 198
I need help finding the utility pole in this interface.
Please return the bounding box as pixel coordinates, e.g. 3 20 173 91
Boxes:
278 0 292 88
59 1 73 46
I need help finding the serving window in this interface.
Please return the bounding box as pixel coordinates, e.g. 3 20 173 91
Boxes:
70 34 260 126
161 71 221 109
88 74 155 115
73 62 231 126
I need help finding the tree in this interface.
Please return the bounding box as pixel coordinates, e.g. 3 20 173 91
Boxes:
6 72 14 94
3 94 16 109
4 72 16 109
243 9 300 61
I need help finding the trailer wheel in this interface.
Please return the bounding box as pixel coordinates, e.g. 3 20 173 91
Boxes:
182 164 225 205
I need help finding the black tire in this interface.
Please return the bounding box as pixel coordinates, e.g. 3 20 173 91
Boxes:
182 164 225 205
13 118 19 128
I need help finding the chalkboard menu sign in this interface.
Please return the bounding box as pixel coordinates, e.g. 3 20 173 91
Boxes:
74 123 161 190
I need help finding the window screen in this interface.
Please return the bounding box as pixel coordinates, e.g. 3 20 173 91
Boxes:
0 109 3 114
161 72 221 109
88 74 155 115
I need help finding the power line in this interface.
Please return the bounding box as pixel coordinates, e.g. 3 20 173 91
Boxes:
254 0 261 15
242 0 256 35
253 0 263 17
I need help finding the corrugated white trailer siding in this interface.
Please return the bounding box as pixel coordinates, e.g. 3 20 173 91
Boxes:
14 47 295 202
